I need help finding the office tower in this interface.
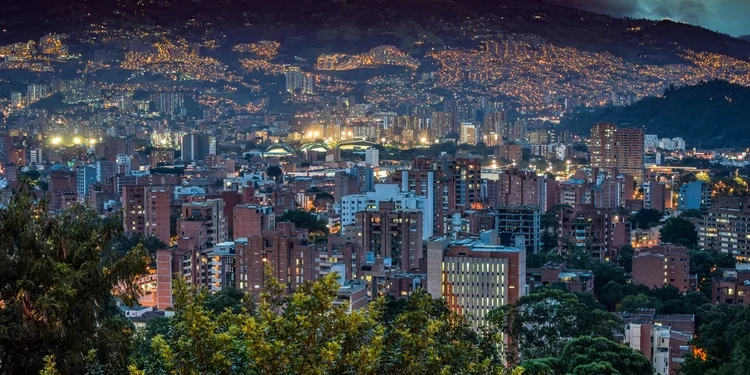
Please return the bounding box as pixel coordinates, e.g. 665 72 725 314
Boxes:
233 204 275 240
354 202 423 272
181 134 210 162
122 185 171 244
496 207 541 254
632 244 692 293
285 68 314 94
427 236 526 330
365 148 379 167
678 181 711 210
496 168 543 208
178 199 228 249
76 165 97 204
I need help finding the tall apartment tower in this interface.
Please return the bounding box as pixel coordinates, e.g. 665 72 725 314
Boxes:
589 123 617 170
354 203 423 272
181 134 210 163
122 185 171 245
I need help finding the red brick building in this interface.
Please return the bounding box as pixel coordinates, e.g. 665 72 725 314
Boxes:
632 244 692 293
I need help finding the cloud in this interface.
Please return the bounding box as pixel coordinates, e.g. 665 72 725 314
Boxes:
546 0 750 36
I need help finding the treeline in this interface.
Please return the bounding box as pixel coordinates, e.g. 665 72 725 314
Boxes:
562 80 750 149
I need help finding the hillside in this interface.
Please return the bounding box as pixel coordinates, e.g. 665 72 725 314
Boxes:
561 80 750 149
1 0 749 63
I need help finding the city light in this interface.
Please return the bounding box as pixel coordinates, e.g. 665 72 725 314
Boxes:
51 136 61 145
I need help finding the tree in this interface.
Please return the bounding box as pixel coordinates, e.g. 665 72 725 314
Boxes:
277 209 329 235
0 187 148 374
267 165 283 182
131 269 507 375
599 281 624 311
617 294 662 312
631 208 663 229
617 244 634 273
486 289 621 364
562 337 651 375
660 217 699 248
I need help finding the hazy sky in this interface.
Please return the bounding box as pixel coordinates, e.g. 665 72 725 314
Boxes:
548 0 750 37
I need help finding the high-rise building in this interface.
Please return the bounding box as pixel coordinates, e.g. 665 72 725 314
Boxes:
615 127 645 179
589 123 644 179
149 92 184 115
285 68 314 94
495 168 543 208
365 148 379 167
354 203 423 272
178 199 228 249
678 181 711 210
698 196 750 259
341 184 431 240
122 185 171 244
459 123 478 145
427 236 526 330
150 149 175 168
233 204 275 240
26 84 48 104
557 205 629 261
116 154 132 175
643 179 671 212
76 165 97 204
632 244 692 293
431 111 455 140
10 92 23 108
181 134 210 162
496 207 541 254
589 123 617 170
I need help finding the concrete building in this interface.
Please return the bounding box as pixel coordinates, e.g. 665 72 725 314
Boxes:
556 205 629 261
698 196 750 259
340 184 431 239
711 264 750 305
427 235 525 330
181 134 211 163
632 244 692 293
495 206 540 254
76 165 97 204
643 179 671 212
150 149 175 168
589 123 644 180
678 181 711 211
364 148 379 167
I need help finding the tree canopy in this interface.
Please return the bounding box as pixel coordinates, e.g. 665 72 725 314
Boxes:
660 217 699 248
0 188 149 374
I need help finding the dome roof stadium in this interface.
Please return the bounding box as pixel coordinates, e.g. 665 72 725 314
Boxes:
336 139 378 150
264 142 295 156
299 140 330 153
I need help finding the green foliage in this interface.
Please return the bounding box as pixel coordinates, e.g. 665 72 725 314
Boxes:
278 209 329 235
562 80 750 148
631 208 663 229
266 165 283 182
617 244 634 273
0 188 149 374
679 304 750 375
562 337 652 375
203 286 255 315
617 293 663 312
486 289 622 364
130 270 506 375
660 217 699 248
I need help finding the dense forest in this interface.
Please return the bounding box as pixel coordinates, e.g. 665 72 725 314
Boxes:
562 80 750 149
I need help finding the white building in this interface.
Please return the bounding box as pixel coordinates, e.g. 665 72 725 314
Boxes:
341 184 432 239
644 134 659 151
364 148 379 167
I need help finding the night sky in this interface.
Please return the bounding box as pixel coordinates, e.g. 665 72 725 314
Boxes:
548 0 750 37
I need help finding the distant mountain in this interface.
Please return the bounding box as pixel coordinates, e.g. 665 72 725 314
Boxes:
1 0 749 63
561 80 750 149
741 35 750 42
